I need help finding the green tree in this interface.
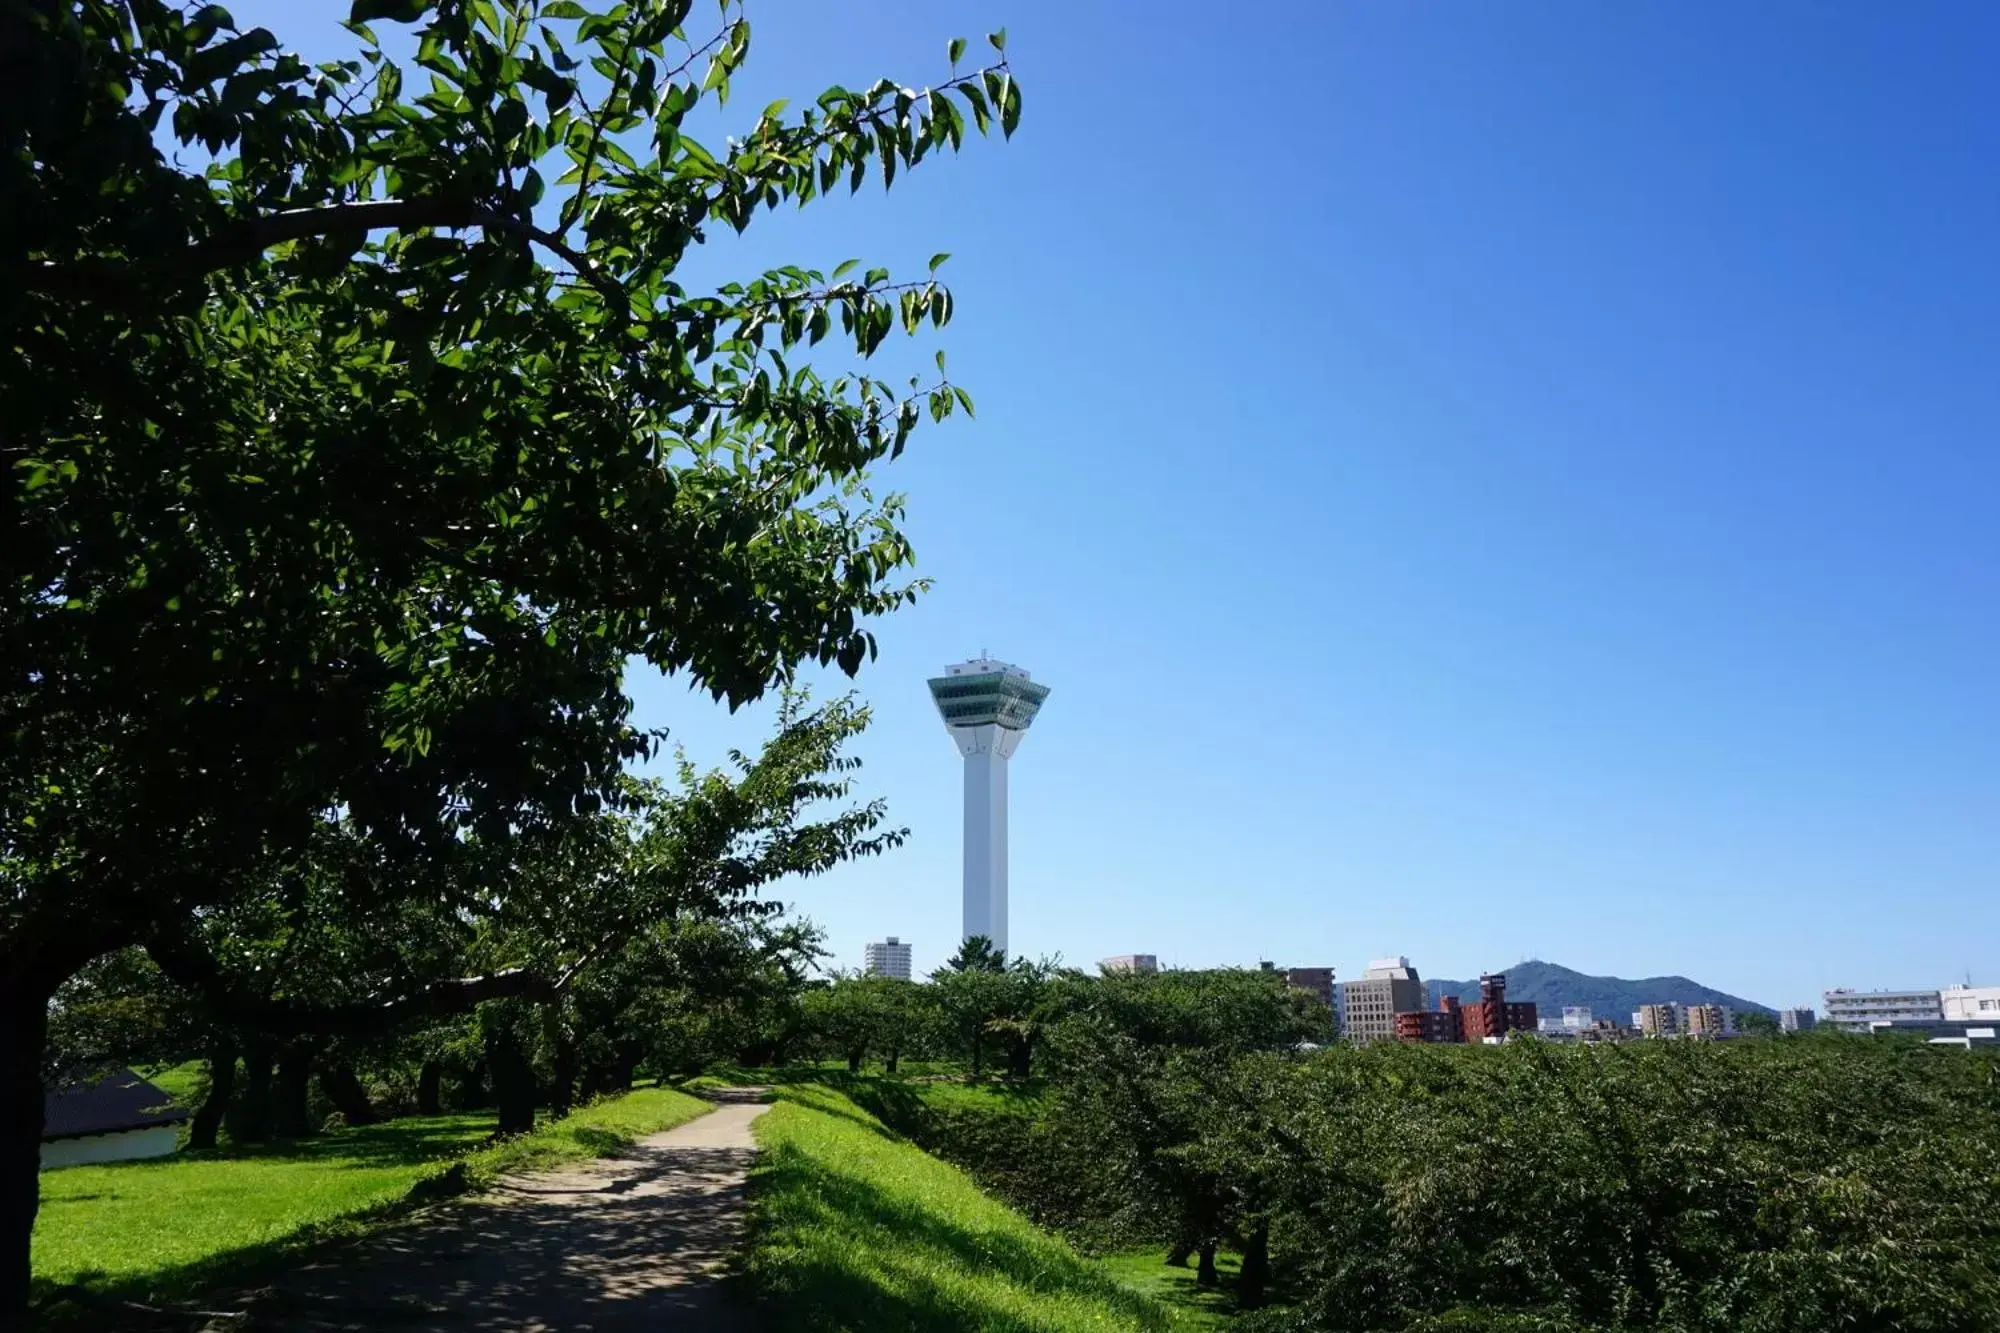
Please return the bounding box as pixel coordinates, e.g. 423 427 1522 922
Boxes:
3 0 1019 1301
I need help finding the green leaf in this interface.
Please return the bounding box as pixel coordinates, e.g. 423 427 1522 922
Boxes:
928 252 950 273
948 36 966 66
1000 78 1021 138
987 27 1007 53
348 0 432 22
832 258 859 279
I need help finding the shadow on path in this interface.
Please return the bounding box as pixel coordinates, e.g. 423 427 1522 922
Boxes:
231 1095 769 1332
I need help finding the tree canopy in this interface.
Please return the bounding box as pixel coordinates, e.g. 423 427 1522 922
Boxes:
3 0 1021 1314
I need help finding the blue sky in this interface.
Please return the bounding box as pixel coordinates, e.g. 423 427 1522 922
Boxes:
240 2 1997 1008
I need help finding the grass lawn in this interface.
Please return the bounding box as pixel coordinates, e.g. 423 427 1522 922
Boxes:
1095 1250 1241 1330
33 1083 710 1302
741 1082 1203 1331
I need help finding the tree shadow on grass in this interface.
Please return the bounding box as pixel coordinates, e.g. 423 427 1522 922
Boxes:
36 1138 761 1332
743 1142 1178 1332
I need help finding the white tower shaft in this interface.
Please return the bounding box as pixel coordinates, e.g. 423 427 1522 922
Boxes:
927 657 1048 962
956 724 1021 955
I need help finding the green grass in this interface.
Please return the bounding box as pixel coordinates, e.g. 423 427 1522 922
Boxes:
33 1084 711 1302
133 1060 206 1107
1095 1250 1240 1330
741 1082 1203 1330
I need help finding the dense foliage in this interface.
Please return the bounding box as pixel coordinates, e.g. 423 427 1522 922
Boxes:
861 1020 2000 1333
5 0 1021 1313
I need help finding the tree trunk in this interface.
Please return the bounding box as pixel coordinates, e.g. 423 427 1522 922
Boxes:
846 1049 863 1074
1237 1219 1271 1311
550 1037 577 1119
232 1042 276 1143
886 1045 900 1075
274 1045 316 1137
318 1061 376 1127
461 1058 492 1110
486 1029 536 1137
611 1045 641 1093
188 1041 238 1150
0 973 50 1321
1165 1240 1193 1268
1196 1241 1219 1288
968 1030 983 1077
416 1058 443 1116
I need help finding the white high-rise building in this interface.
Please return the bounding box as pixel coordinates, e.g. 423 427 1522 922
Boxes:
927 657 1051 959
863 937 913 981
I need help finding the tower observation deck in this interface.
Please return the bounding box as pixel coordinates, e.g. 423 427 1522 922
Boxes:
927 658 1050 958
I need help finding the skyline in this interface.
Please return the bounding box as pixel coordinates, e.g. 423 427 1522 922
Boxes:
241 1 1999 1007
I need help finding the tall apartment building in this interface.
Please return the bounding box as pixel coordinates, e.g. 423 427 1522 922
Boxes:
1941 985 2000 1021
1683 1003 1735 1038
1342 957 1424 1044
1823 988 1942 1032
1636 1003 1682 1037
1461 973 1537 1042
862 937 913 981
1779 1007 1817 1032
1099 954 1158 975
1396 974 1536 1044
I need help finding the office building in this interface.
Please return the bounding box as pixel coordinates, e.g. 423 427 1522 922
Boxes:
1779 1007 1816 1033
1823 988 1942 1032
1100 954 1159 975
1561 1006 1593 1030
1683 1003 1734 1039
927 658 1051 958
1342 957 1424 1044
1941 985 2000 1021
863 937 913 981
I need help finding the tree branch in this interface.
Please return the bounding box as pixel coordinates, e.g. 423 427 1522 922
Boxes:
27 199 628 317
144 929 560 1039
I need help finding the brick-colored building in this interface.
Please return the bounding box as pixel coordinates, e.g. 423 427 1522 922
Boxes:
1462 973 1537 1041
1397 995 1464 1043
1396 974 1537 1044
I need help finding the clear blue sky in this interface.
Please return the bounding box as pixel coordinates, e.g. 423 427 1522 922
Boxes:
241 3 1998 1008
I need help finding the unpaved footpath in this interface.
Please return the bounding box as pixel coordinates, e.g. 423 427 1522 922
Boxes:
233 1090 769 1332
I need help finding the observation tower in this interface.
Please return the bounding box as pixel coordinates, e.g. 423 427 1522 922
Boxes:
927 657 1051 958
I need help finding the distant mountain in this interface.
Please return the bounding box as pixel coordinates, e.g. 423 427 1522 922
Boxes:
1425 960 1774 1019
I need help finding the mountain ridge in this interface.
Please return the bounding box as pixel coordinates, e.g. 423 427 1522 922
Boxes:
1424 960 1776 1019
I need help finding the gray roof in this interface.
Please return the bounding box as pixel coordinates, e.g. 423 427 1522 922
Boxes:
44 1069 189 1141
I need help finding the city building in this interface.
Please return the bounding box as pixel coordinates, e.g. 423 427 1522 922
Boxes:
1280 965 1339 1038
1397 976 1537 1044
863 937 913 981
1682 1003 1735 1039
1779 1007 1817 1032
1461 973 1537 1042
1342 957 1424 1044
1941 984 2000 1021
1561 1006 1593 1030
927 658 1051 958
1397 994 1464 1044
1823 987 1942 1032
1636 1003 1682 1038
1100 954 1159 975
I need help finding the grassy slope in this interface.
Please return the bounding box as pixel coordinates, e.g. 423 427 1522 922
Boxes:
742 1082 1202 1331
34 1084 710 1297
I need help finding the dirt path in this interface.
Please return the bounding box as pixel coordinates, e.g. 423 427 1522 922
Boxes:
234 1090 769 1331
